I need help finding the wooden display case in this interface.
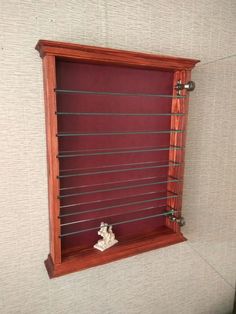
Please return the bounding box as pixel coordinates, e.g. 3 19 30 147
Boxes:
36 40 199 278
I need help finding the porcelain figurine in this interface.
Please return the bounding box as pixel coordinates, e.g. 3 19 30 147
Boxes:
94 222 118 251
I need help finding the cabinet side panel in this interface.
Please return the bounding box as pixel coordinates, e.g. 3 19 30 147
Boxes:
42 55 61 264
166 70 191 232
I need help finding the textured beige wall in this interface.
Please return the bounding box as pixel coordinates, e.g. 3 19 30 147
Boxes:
0 1 236 313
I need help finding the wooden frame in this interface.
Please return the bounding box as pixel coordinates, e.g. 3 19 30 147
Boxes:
36 40 199 278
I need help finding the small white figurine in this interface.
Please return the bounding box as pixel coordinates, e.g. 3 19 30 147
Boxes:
94 222 118 251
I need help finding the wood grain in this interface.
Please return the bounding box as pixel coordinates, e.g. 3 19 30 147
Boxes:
166 70 191 232
45 227 186 278
36 40 199 278
42 55 61 264
36 40 199 70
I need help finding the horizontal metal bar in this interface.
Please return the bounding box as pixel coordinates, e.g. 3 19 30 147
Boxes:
57 130 184 137
56 112 185 116
55 88 186 99
113 210 174 227
59 177 180 198
60 174 164 190
59 192 180 217
60 204 168 226
58 161 181 179
58 145 183 158
59 210 174 237
59 159 176 174
60 190 159 209
60 145 166 153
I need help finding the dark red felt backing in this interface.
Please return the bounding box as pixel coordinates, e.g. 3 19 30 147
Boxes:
55 60 179 253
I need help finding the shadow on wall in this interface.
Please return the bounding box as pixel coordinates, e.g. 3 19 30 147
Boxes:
233 288 236 314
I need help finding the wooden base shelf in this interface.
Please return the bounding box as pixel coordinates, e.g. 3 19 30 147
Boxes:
45 227 186 278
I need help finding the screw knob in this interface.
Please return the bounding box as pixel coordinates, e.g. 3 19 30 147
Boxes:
169 215 186 227
175 80 195 94
177 217 186 227
184 81 195 91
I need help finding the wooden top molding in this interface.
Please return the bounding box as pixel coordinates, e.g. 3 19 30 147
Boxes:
36 40 200 70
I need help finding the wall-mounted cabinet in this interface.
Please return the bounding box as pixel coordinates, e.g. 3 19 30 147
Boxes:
36 40 199 278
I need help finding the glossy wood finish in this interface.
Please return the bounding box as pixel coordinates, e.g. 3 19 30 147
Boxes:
45 227 186 278
36 40 199 278
36 40 199 70
166 70 190 232
42 55 61 264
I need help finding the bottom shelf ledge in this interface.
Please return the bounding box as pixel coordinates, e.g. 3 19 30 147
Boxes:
45 227 186 278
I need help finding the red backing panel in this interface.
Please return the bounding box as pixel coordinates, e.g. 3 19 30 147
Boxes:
55 60 180 253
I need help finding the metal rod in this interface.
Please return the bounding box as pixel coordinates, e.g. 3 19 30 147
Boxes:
57 130 184 137
58 161 181 179
60 144 172 154
113 210 174 227
59 159 177 174
55 88 186 99
59 177 180 198
60 174 171 190
59 193 180 217
60 175 160 190
58 145 183 158
59 210 174 237
60 204 168 226
56 112 185 116
61 190 159 209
